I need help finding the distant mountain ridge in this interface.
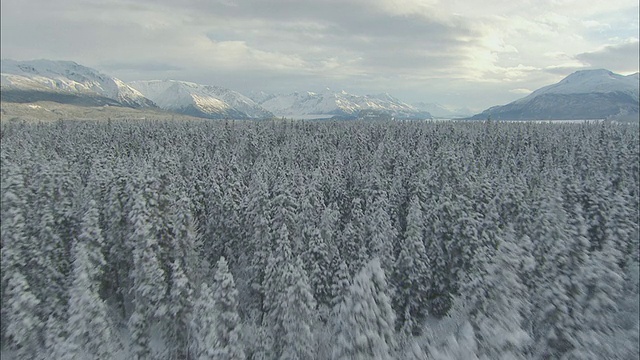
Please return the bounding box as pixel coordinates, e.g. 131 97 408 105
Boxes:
5 60 636 122
2 59 433 120
128 80 273 119
412 102 472 118
467 69 639 121
1 59 155 108
253 89 432 119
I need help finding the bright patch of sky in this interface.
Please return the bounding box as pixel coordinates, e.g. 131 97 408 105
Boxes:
1 0 638 111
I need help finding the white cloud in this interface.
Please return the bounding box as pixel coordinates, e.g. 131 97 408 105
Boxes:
510 88 533 94
1 0 638 111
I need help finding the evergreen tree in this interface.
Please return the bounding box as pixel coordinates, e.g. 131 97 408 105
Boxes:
165 196 198 359
128 189 168 360
567 230 625 359
212 257 245 360
192 283 217 360
534 203 590 358
243 165 272 315
4 271 42 359
341 198 367 274
366 195 397 277
103 168 136 317
332 258 396 360
66 239 115 359
168 259 194 360
303 226 332 309
423 188 454 316
458 225 532 359
281 258 317 360
27 165 69 340
1 163 31 345
262 221 295 358
394 195 431 335
329 257 351 314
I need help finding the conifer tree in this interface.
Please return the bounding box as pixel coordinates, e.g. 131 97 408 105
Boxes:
103 168 136 316
192 283 217 360
1 163 39 348
303 226 332 308
66 239 115 359
212 257 245 360
394 195 431 335
128 189 168 360
281 258 317 360
243 165 272 314
169 259 194 360
28 165 69 338
366 195 397 277
330 257 351 313
533 203 590 358
458 225 532 359
568 228 626 359
341 198 367 274
262 221 295 358
4 271 42 359
332 258 396 360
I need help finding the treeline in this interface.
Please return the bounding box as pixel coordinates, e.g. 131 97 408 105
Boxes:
1 119 638 359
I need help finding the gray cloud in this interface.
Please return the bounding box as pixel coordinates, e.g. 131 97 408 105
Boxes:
1 0 638 111
543 65 589 75
100 61 183 72
575 40 640 73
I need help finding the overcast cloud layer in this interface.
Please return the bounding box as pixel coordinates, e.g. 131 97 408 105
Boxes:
1 0 638 111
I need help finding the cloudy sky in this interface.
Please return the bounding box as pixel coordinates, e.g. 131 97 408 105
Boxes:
1 0 638 111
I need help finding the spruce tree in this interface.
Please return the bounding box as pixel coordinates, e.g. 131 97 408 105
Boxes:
212 257 245 360
169 259 194 360
458 225 532 359
128 189 167 360
66 239 115 359
281 258 317 360
534 203 590 358
394 195 431 335
303 226 332 309
332 258 396 360
192 283 217 360
4 271 42 359
329 257 351 314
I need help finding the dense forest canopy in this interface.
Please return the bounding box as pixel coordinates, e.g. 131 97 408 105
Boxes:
1 119 638 359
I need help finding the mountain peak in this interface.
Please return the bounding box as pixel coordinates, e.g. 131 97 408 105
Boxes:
129 79 272 119
467 68 639 121
256 89 431 119
568 68 613 76
561 68 616 82
1 59 155 108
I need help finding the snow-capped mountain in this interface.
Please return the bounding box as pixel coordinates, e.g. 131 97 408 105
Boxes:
467 69 639 121
254 89 432 119
0 59 155 108
129 80 273 119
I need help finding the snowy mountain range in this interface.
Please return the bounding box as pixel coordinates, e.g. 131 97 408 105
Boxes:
3 60 637 122
253 89 432 119
467 69 640 121
128 80 273 119
1 59 430 120
0 59 155 108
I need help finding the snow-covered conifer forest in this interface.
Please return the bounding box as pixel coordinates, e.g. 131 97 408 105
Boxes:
1 119 638 359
